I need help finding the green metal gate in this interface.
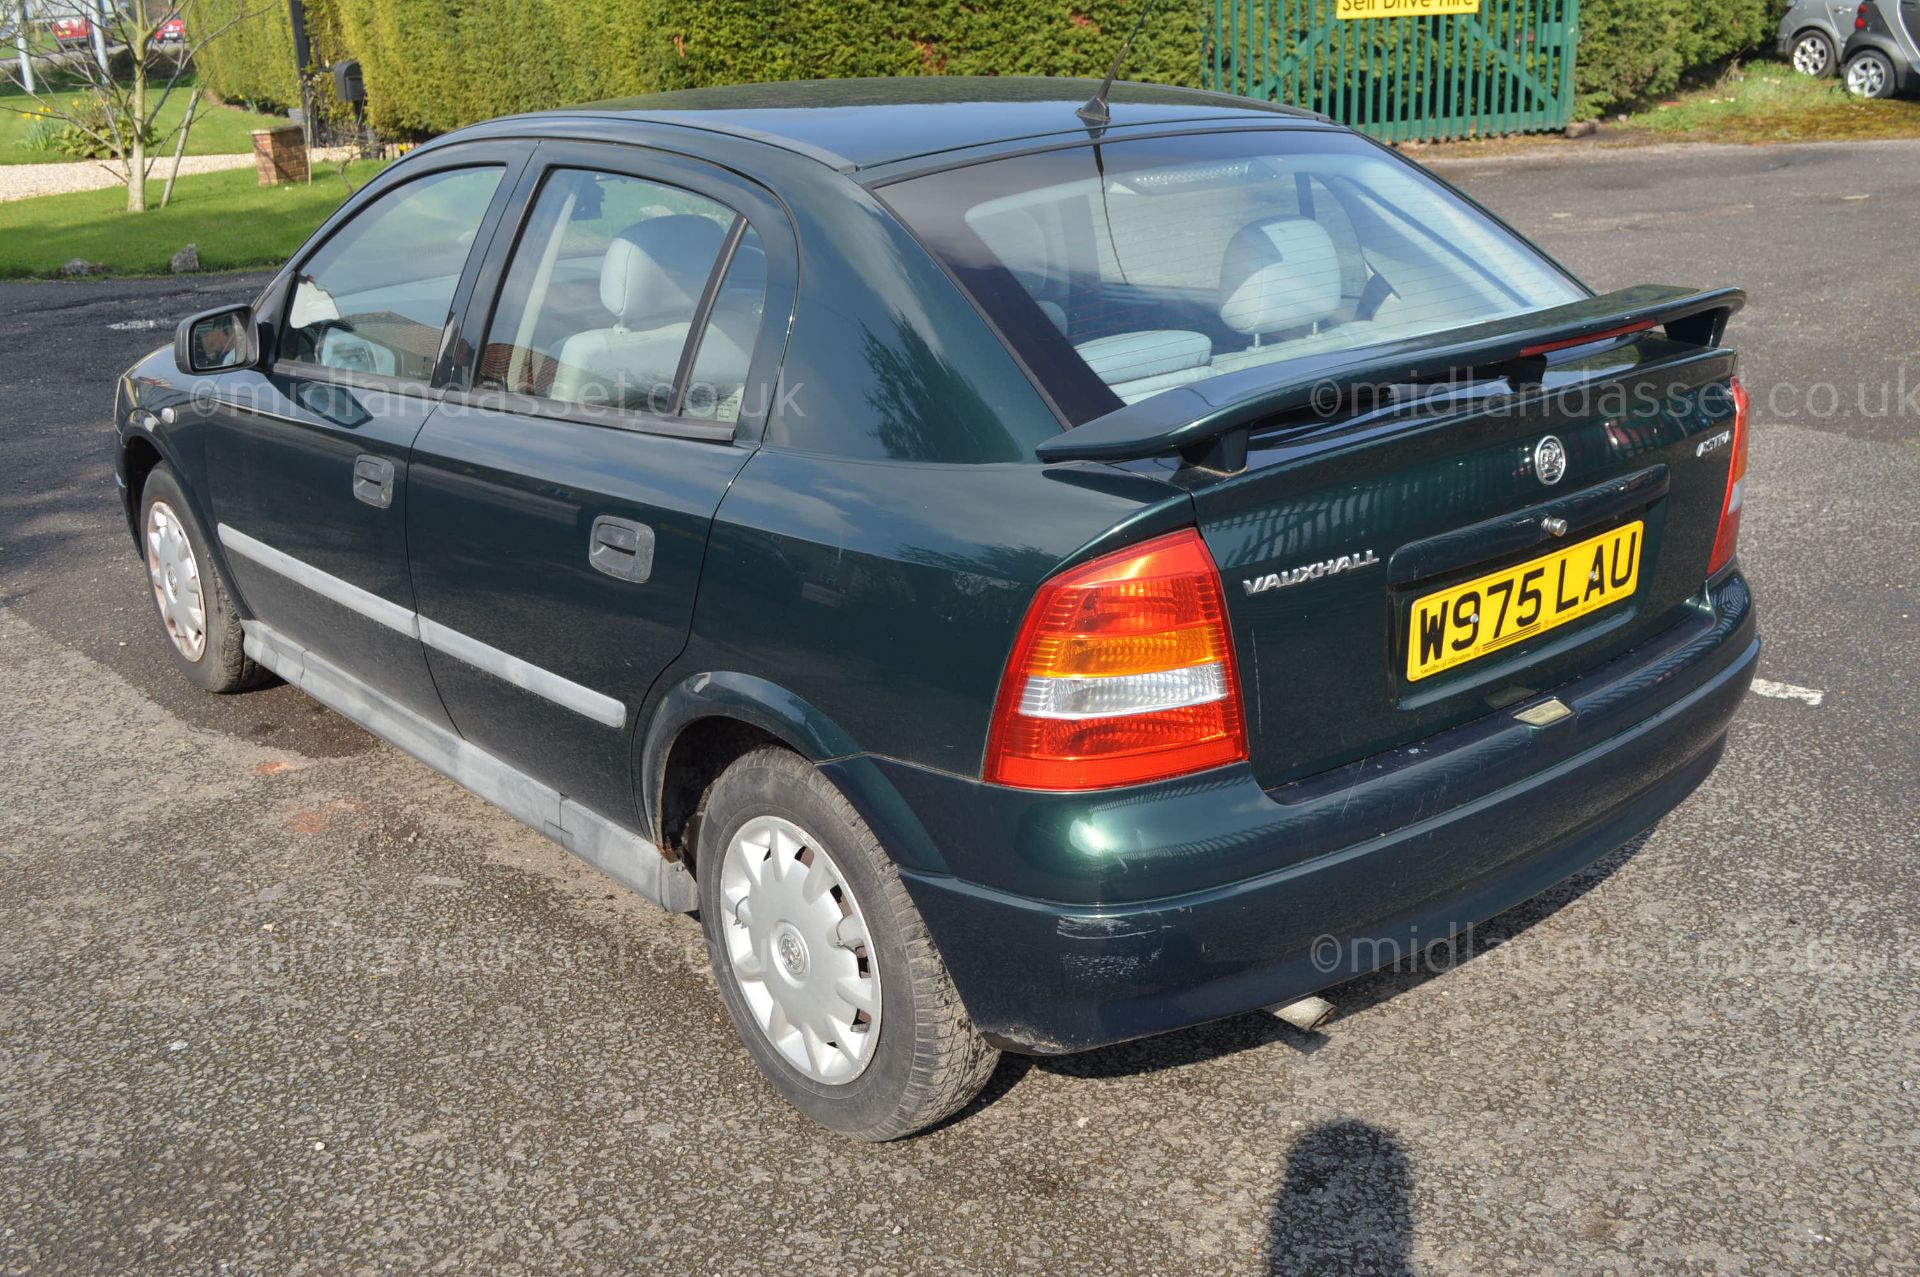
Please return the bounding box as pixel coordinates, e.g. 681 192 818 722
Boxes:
1207 0 1580 143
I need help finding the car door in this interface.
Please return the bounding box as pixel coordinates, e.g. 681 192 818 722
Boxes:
404 142 794 824
200 143 528 727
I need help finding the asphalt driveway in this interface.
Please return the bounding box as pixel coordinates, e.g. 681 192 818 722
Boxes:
1 138 1916 1275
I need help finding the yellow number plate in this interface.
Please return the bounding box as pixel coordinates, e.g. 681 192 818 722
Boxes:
1406 521 1644 682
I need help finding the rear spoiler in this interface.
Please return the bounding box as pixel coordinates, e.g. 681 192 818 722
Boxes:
1034 284 1745 471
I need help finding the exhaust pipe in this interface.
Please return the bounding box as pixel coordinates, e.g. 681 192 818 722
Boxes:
1266 995 1335 1032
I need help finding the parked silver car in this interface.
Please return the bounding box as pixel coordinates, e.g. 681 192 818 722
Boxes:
1778 0 1920 94
1777 0 1856 75
1841 0 1920 96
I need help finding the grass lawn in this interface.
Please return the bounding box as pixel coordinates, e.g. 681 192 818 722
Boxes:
1623 59 1920 142
0 74 289 165
0 159 387 278
4 29 57 57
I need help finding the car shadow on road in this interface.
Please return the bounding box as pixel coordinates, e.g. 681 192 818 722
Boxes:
1022 826 1659 1083
1265 1118 1419 1276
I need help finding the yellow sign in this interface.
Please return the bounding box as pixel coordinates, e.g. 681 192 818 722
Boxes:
1337 0 1480 17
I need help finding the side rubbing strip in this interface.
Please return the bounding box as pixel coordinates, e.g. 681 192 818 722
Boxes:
417 616 627 729
241 619 693 913
218 523 418 636
217 523 627 730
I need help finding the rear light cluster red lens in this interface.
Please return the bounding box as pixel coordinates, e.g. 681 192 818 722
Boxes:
1707 375 1750 576
985 529 1248 791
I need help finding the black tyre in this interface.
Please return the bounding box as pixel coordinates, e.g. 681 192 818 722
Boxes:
693 746 998 1140
1789 29 1836 77
137 465 266 693
1844 48 1898 98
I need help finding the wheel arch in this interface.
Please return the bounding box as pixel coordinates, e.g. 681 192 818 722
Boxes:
637 671 950 879
1843 33 1904 64
120 427 259 623
120 432 166 545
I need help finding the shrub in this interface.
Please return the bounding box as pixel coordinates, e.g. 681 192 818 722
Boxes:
17 115 67 154
48 96 162 159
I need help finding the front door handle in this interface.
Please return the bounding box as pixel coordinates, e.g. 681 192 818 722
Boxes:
589 515 655 583
352 454 395 509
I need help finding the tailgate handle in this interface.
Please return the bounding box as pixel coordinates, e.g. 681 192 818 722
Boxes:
1388 465 1668 587
589 515 655 584
351 454 394 509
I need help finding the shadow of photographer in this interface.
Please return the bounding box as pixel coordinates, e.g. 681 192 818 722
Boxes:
1266 1118 1419 1276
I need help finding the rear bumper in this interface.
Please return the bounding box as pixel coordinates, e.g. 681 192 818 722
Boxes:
861 572 1757 1054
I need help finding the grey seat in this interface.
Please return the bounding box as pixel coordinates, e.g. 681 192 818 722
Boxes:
1211 215 1354 375
551 215 728 411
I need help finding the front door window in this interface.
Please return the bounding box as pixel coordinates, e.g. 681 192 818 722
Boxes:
284 166 504 380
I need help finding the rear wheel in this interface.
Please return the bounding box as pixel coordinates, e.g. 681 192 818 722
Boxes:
694 746 998 1140
1790 30 1836 77
1844 48 1897 98
139 465 265 693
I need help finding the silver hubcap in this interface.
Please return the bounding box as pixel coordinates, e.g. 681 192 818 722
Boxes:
718 816 880 1085
1848 57 1887 96
145 501 207 661
1793 36 1830 75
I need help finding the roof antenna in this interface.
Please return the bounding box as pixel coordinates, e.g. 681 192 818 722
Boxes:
1077 0 1162 128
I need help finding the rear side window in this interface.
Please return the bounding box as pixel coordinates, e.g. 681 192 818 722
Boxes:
284 166 503 381
476 169 760 419
880 131 1583 423
682 226 765 423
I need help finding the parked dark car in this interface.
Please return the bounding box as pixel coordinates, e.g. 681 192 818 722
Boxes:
1839 0 1920 95
114 78 1758 1140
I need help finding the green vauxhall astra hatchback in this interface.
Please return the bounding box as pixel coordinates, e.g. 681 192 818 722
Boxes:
115 78 1758 1138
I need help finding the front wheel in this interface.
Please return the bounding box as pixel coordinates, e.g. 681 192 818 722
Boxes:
1790 30 1836 77
1844 48 1897 98
694 746 998 1140
138 464 266 693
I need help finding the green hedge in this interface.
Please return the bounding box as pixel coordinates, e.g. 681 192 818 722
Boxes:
189 0 1773 136
1573 0 1779 117
190 0 303 110
190 0 1204 135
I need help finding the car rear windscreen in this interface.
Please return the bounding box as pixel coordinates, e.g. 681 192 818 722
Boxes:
879 129 1586 425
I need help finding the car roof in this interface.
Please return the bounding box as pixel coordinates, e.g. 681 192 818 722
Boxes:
530 76 1322 174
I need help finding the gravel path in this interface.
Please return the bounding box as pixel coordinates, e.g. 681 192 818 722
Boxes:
0 152 255 203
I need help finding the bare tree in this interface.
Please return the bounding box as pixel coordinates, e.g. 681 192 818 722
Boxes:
2 0 275 213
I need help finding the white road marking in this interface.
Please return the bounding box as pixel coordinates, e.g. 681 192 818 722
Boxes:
1751 678 1825 706
107 318 169 331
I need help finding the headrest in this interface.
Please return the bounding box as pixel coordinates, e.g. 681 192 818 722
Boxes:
1218 216 1343 336
600 215 728 326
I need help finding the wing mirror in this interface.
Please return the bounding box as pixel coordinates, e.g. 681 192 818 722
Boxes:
175 304 260 374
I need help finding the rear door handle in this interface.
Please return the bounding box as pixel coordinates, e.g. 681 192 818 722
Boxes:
589 515 655 583
352 454 395 509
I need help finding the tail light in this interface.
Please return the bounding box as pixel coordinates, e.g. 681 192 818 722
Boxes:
1707 375 1750 576
985 529 1247 790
